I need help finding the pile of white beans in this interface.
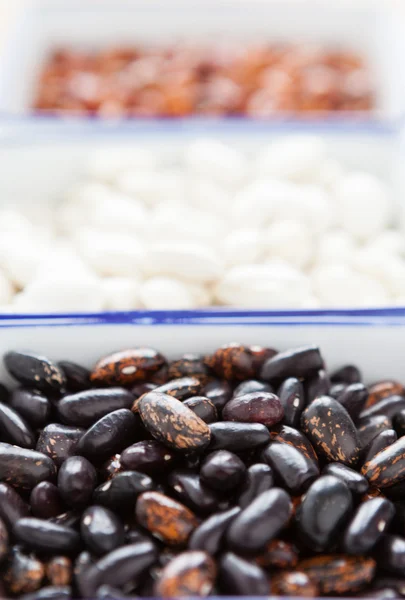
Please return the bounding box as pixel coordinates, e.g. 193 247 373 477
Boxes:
0 135 403 312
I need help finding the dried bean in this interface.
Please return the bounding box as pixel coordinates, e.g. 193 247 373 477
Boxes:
120 440 175 474
236 463 274 508
260 345 323 382
183 397 217 424
256 539 298 569
154 377 202 400
227 488 292 554
301 396 360 466
168 470 221 514
305 369 330 404
58 361 91 392
200 450 245 491
277 377 305 428
208 422 270 451
322 463 369 494
10 388 51 427
136 491 198 545
271 571 318 597
0 443 56 490
366 380 405 408
203 380 232 413
0 401 36 448
262 441 319 494
298 555 376 594
362 429 398 466
0 481 29 529
81 505 125 556
362 437 405 488
331 365 362 384
95 585 127 600
51 511 81 529
4 547 45 595
46 557 72 587
57 456 97 507
394 410 405 437
336 383 369 421
21 586 72 600
219 552 269 596
270 424 319 466
205 343 256 381
343 497 395 554
0 517 9 561
30 482 64 519
75 409 139 461
36 424 85 467
330 383 348 398
375 535 405 575
93 471 154 510
101 454 122 480
57 389 134 427
296 475 353 551
233 380 273 397
90 348 166 386
138 392 210 453
168 354 212 385
358 415 392 449
222 391 284 427
14 518 81 554
131 382 156 397
189 507 240 554
155 550 216 597
359 395 405 421
4 351 66 394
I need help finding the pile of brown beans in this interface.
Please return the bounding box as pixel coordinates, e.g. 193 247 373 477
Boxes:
33 44 373 117
0 343 404 598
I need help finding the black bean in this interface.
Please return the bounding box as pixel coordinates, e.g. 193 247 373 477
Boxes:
359 395 405 421
93 470 154 510
81 506 125 556
125 525 152 546
343 497 395 554
394 409 405 437
14 518 80 554
305 369 331 404
200 450 246 492
205 344 257 381
203 380 232 413
375 535 405 575
36 424 85 467
154 377 202 400
0 481 29 529
46 556 72 587
0 382 9 403
131 382 157 398
361 429 398 466
226 488 292 554
4 547 45 595
155 550 216 597
10 388 51 427
57 456 97 507
262 440 319 494
78 541 158 597
329 382 347 398
331 365 362 384
270 424 319 466
0 400 36 448
75 409 139 462
296 475 353 551
120 440 176 474
219 552 269 596
20 586 72 600
322 463 369 494
233 380 273 397
58 361 91 392
222 391 284 427
358 415 392 449
0 443 56 490
301 396 360 466
30 482 64 519
209 422 270 451
57 388 134 427
260 345 323 382
189 507 241 554
168 354 212 384
336 383 369 421
236 463 274 508
277 377 305 428
362 436 405 488
183 397 217 424
168 470 221 514
383 479 405 500
4 351 66 394
100 454 122 480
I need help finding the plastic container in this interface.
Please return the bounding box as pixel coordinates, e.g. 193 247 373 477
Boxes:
0 0 403 121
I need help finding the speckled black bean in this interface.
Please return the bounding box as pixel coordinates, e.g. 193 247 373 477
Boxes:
10 388 51 428
358 415 393 449
0 443 56 490
80 505 125 556
0 401 36 448
361 429 398 466
93 470 154 510
57 388 134 427
36 424 85 467
4 351 66 394
359 395 405 422
236 463 274 509
154 377 203 400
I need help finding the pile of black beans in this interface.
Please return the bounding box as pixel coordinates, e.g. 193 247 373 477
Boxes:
0 344 405 599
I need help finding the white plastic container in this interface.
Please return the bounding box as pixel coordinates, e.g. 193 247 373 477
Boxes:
0 0 403 120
